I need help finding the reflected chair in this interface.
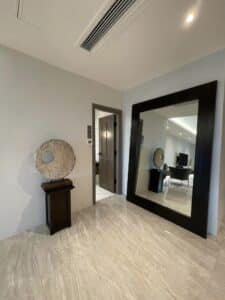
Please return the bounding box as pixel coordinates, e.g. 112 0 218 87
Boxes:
169 167 192 186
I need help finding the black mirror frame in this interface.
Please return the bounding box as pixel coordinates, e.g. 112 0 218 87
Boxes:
127 81 217 238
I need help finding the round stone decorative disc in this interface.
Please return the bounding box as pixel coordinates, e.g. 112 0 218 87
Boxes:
36 139 75 180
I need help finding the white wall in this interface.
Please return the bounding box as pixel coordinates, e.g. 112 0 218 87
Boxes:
123 49 225 235
165 134 195 168
1 43 225 239
136 111 166 193
0 45 122 240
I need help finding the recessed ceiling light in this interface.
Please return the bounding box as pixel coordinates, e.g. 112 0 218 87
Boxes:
186 13 194 24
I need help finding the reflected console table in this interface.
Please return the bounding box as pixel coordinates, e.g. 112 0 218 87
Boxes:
149 169 164 193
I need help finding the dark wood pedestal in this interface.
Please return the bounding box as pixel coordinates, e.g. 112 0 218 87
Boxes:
42 179 74 235
149 169 164 193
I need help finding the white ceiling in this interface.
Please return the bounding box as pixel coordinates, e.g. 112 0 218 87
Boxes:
0 0 225 90
95 109 113 120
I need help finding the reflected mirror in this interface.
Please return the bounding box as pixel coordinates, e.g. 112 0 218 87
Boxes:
135 100 198 217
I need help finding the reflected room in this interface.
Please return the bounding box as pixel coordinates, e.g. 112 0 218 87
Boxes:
136 100 198 217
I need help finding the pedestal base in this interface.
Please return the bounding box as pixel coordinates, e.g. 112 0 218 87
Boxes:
149 169 164 193
42 179 74 234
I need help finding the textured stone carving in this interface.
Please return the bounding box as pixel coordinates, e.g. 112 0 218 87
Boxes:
36 139 75 180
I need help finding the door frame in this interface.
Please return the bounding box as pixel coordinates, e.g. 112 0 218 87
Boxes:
92 104 122 204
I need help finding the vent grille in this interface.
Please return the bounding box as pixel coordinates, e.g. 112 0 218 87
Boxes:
81 0 136 51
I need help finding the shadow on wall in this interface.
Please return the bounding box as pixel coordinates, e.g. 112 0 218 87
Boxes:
17 152 46 234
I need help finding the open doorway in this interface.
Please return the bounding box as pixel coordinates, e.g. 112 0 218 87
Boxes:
92 104 122 204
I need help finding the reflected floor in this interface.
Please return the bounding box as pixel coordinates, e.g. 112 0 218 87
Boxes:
137 183 192 216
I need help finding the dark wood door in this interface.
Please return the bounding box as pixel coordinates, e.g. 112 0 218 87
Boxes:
99 115 116 192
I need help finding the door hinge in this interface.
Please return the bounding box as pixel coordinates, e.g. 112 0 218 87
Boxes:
114 150 117 156
114 121 117 127
114 179 117 185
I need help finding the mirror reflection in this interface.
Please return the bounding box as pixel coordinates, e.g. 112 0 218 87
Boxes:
135 100 198 217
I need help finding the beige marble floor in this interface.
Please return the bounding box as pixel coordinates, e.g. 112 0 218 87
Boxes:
96 184 114 202
0 195 225 300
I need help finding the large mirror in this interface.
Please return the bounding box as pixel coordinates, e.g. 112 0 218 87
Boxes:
136 100 198 217
127 82 217 238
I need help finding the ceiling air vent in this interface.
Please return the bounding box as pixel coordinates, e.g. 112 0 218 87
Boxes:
81 0 137 51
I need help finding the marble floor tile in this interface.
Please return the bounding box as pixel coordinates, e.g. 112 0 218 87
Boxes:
0 195 224 300
96 185 114 201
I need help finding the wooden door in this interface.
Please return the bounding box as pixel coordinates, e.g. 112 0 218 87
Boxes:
99 115 116 192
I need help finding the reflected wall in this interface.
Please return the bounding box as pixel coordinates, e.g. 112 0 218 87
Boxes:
135 101 198 217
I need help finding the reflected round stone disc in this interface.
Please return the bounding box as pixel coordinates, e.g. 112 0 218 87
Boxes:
36 139 75 180
153 148 164 169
